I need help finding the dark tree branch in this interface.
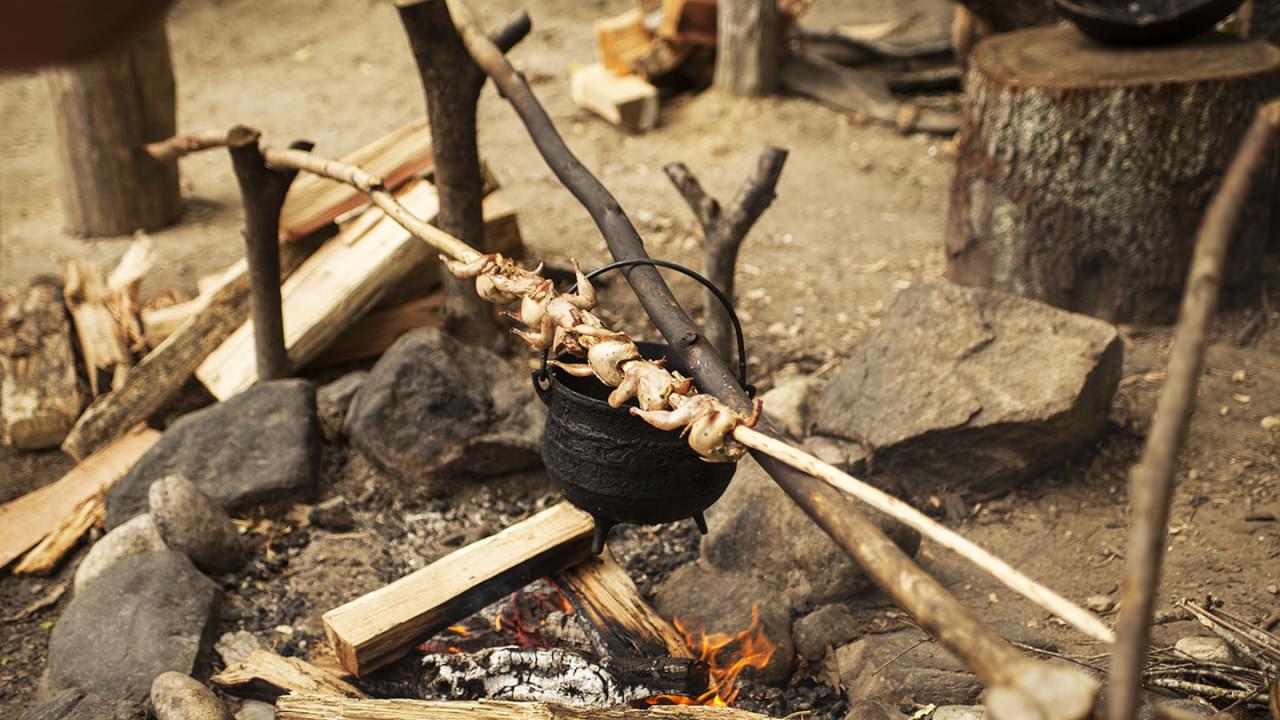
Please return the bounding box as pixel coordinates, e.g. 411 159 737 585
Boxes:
442 3 1097 713
396 0 529 350
664 148 786 360
226 125 312 383
1107 99 1280 720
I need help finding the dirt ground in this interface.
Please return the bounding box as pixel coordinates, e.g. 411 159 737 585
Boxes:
2 0 1279 716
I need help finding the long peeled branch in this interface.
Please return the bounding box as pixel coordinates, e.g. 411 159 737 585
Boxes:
1106 99 1280 720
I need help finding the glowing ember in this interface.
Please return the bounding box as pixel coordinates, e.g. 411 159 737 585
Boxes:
647 605 776 706
447 625 470 637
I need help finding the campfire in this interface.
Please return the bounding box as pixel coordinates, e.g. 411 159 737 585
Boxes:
649 607 777 707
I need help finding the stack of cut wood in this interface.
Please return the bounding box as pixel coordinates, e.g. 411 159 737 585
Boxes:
1 118 524 579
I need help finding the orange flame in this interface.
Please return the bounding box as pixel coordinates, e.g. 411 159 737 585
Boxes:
648 605 775 707
447 625 470 637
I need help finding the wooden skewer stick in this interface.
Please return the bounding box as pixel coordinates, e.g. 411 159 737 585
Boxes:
1106 99 1280 720
732 426 1114 643
276 694 773 720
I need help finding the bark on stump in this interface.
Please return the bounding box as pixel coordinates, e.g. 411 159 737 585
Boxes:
45 19 182 237
945 27 1280 324
714 0 779 96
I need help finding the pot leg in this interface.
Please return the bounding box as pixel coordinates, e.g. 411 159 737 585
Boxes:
693 512 708 534
591 517 616 555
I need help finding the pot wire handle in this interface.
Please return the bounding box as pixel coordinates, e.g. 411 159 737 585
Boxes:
533 258 753 396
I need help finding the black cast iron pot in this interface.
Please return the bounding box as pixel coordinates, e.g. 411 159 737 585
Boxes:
1054 0 1246 45
532 259 751 554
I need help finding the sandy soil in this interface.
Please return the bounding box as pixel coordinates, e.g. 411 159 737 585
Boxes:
2 0 1278 715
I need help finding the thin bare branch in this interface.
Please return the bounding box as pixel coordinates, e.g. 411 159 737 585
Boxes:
1107 99 1280 720
144 130 228 163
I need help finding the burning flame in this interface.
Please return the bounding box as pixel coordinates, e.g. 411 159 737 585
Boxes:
648 605 776 707
447 625 470 637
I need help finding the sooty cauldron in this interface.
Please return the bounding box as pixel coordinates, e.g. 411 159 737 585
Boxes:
531 258 751 554
536 342 735 553
1054 0 1246 45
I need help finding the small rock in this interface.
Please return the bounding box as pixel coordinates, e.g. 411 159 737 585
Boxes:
933 706 986 720
843 700 908 720
811 282 1122 501
73 513 167 594
1146 698 1218 719
106 379 322 529
316 371 367 438
308 495 355 530
215 630 263 667
1084 595 1114 613
18 688 137 720
149 475 246 574
1174 636 1234 664
150 672 234 720
702 457 920 605
836 630 982 706
344 328 544 479
654 561 795 686
235 700 276 720
48 551 221 708
759 375 821 438
793 603 861 661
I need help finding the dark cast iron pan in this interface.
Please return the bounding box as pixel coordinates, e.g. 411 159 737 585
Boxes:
1054 0 1246 45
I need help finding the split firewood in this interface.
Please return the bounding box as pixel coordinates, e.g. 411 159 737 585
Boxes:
658 0 716 46
0 425 159 569
276 694 773 720
323 502 595 677
596 9 653 75
196 179 441 400
211 648 364 701
60 259 131 396
412 647 705 706
309 291 444 369
554 549 691 660
570 63 659 134
1 279 85 450
12 494 103 575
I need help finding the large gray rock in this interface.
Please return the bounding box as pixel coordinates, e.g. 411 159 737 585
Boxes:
702 457 920 606
793 603 861 661
48 551 220 708
73 513 167 594
811 282 1122 500
18 689 139 720
344 328 544 479
316 370 366 438
653 561 795 686
150 672 234 720
105 380 321 529
149 475 246 575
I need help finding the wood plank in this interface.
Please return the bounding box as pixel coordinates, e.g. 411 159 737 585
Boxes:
60 259 130 397
555 548 691 660
596 9 653 75
12 495 104 575
0 281 85 450
1 426 159 569
323 502 595 677
307 292 443 369
276 695 773 720
196 180 441 400
570 63 659 134
280 119 433 241
211 649 364 701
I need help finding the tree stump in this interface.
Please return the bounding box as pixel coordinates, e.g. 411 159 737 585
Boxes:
714 0 779 96
45 19 181 237
945 27 1280 323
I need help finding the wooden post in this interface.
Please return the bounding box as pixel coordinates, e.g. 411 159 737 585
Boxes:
945 26 1280 323
227 127 313 384
396 0 505 349
44 19 182 237
714 0 779 96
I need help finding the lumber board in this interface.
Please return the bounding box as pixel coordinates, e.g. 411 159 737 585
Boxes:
596 9 653 75
196 180 441 400
280 118 434 241
60 259 130 396
0 426 159 569
323 502 595 677
308 291 443 369
0 281 85 450
570 63 659 134
276 694 773 720
12 494 104 575
555 549 691 660
211 649 364 701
